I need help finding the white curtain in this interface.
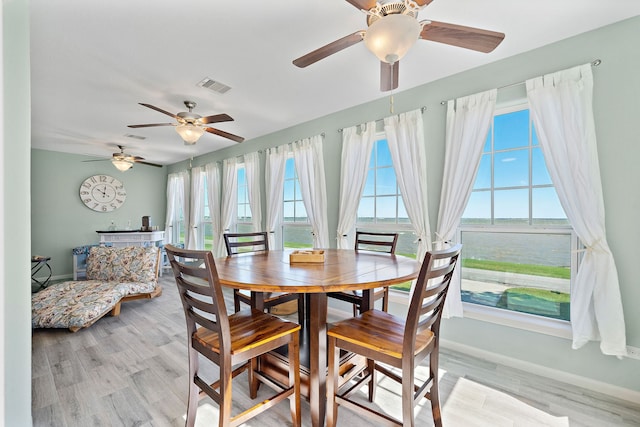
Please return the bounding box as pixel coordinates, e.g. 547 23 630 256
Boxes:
437 89 497 318
244 151 262 232
526 64 626 356
181 171 191 247
217 158 238 256
187 166 204 249
292 135 329 248
336 122 376 249
265 145 289 248
165 171 188 245
384 109 431 262
205 162 223 257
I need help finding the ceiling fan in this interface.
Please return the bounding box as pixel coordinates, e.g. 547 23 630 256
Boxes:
293 0 505 91
84 145 162 172
128 100 245 144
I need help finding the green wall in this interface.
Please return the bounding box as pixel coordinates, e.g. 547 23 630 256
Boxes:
31 149 168 278
169 16 640 392
4 0 32 424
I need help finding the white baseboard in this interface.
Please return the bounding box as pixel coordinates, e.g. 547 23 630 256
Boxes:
441 339 640 405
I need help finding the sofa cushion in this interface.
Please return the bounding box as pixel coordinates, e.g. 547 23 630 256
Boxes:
86 246 159 284
32 280 127 330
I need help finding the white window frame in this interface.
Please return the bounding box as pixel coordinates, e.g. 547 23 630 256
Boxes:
456 102 577 338
235 163 252 232
280 154 313 249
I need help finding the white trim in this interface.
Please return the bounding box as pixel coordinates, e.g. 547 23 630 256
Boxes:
441 339 640 405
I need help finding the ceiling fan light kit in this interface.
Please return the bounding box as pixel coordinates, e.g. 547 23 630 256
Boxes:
175 122 205 145
111 158 134 172
364 12 421 63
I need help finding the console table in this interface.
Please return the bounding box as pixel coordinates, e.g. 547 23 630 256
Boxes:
96 230 165 247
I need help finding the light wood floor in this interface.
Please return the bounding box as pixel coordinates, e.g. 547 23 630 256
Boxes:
32 275 640 426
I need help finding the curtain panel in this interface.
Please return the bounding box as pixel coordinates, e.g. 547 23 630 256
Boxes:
187 167 204 249
526 64 626 356
244 151 262 232
336 122 376 249
292 135 330 249
265 145 288 249
218 158 238 256
164 172 181 245
384 109 432 262
438 89 497 318
205 162 223 257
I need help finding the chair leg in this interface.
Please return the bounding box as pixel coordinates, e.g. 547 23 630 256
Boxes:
367 359 377 402
381 287 389 312
233 290 241 313
219 361 233 427
352 302 358 317
429 350 443 427
401 363 416 427
326 336 339 427
289 334 301 427
297 294 305 326
185 346 200 427
249 357 259 399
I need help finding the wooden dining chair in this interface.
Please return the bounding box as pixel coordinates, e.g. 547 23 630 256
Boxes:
328 231 399 316
165 245 301 427
326 244 462 427
224 232 305 325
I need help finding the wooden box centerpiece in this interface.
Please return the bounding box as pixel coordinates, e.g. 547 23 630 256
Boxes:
289 250 325 263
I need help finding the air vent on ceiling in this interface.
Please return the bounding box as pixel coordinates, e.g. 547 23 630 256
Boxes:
124 133 146 140
197 77 231 94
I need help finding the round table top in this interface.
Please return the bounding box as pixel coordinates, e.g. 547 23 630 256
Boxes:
215 249 420 293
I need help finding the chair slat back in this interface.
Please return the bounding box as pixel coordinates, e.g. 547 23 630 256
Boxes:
223 232 269 256
405 244 462 347
355 231 399 254
165 245 231 351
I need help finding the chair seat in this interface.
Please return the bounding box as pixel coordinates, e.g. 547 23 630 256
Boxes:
194 309 301 356
328 310 434 360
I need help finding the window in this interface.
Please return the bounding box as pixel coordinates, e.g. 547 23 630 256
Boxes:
282 156 313 249
202 179 214 250
459 105 576 323
356 137 418 291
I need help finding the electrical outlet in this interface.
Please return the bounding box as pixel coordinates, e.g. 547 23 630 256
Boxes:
626 346 640 360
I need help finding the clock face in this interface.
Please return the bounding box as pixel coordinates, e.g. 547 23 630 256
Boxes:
79 175 127 212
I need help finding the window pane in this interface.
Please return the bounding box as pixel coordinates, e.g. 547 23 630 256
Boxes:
376 167 397 196
460 230 570 320
362 169 375 197
461 191 491 224
483 127 492 152
376 196 397 223
237 168 246 186
283 180 295 201
494 149 529 188
294 201 308 222
294 181 303 200
494 109 529 150
474 153 491 190
494 189 528 224
202 222 214 251
397 197 409 224
376 140 392 167
284 158 295 179
532 187 567 225
532 147 552 186
357 197 375 223
283 201 295 221
283 225 313 249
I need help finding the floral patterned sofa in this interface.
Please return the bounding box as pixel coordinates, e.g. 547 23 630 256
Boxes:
32 245 161 332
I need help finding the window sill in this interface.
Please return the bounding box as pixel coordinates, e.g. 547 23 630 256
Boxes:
388 290 572 340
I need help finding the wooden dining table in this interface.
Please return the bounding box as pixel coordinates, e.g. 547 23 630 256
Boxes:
215 249 420 427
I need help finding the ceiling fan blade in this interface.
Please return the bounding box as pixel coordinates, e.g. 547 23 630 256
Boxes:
127 123 175 128
199 113 234 125
344 0 377 10
380 61 399 92
135 160 163 168
293 31 365 68
420 21 505 53
139 103 180 119
82 158 109 163
204 127 245 143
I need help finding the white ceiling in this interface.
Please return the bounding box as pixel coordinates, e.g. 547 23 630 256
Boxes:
29 0 640 166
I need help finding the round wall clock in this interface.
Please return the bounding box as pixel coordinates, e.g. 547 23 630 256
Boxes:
79 175 127 212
